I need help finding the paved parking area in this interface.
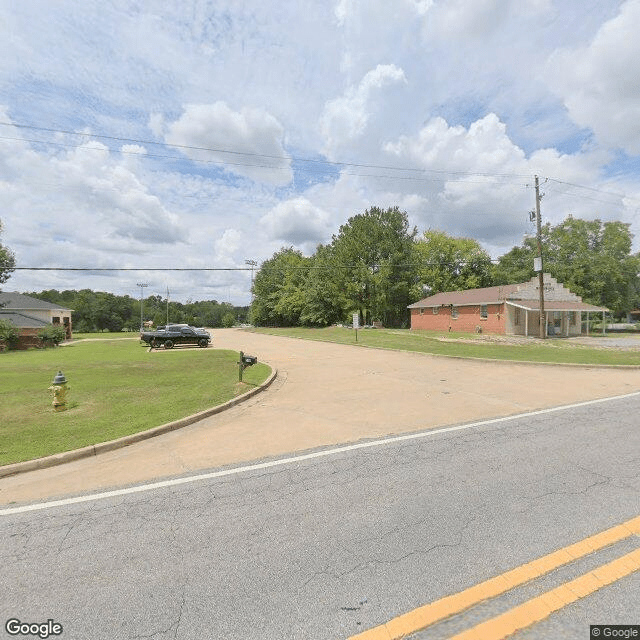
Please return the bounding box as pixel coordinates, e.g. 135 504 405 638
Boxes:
2 328 640 505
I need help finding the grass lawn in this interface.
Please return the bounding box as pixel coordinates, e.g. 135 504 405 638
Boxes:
0 338 271 466
249 327 640 366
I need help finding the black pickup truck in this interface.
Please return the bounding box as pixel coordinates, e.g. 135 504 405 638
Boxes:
140 324 211 349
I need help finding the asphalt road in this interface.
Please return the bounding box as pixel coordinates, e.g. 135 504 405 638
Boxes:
2 393 638 640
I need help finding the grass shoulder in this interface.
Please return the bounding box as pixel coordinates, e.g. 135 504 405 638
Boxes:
0 341 271 466
248 327 640 366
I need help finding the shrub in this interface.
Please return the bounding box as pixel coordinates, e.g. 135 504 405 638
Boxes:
37 324 67 347
0 318 19 350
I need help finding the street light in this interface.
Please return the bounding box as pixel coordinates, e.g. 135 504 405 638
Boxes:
245 259 257 302
137 282 148 331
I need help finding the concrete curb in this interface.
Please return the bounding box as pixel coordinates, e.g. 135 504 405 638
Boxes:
0 367 278 479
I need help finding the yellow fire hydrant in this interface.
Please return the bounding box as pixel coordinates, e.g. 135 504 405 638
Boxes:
49 370 69 412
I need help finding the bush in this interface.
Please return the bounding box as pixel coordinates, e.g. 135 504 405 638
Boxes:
221 312 236 328
0 318 19 350
37 324 67 347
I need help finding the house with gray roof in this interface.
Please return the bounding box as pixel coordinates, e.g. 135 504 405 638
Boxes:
0 292 73 348
408 274 607 337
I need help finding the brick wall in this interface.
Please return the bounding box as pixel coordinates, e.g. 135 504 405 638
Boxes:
410 303 506 334
16 328 43 350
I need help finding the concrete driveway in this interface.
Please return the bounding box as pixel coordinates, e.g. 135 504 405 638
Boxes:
2 328 640 505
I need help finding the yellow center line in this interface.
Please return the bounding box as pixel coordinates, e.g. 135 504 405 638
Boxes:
348 515 640 640
449 547 640 640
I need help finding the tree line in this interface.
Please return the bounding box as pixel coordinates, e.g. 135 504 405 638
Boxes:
250 207 640 328
25 289 249 333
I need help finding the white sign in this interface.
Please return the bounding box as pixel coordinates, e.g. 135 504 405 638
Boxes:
533 257 542 272
353 313 360 329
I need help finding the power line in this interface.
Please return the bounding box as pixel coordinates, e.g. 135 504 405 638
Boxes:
0 133 535 190
13 260 501 273
0 120 532 180
14 267 254 271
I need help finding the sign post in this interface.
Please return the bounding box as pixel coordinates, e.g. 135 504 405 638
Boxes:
353 312 360 342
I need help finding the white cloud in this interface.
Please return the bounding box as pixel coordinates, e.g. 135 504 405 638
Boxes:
164 102 293 186
0 115 188 297
2 2 640 302
548 0 640 154
384 113 527 174
320 64 407 158
260 197 332 250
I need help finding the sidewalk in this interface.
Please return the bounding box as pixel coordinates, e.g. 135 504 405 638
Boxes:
2 328 640 506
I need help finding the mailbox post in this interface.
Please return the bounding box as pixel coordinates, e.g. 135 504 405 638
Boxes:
238 351 257 382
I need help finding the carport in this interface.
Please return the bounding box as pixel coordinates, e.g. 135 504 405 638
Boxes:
505 300 608 337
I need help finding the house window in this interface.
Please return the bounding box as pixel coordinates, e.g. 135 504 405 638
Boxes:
419 308 424 315
52 317 60 324
451 306 459 319
480 305 488 319
514 308 521 326
432 306 439 315
570 312 577 326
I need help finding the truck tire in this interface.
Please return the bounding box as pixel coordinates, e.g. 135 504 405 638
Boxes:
164 340 174 349
198 339 208 348
151 338 160 348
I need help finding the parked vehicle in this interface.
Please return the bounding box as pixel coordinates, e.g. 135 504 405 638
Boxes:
140 324 211 349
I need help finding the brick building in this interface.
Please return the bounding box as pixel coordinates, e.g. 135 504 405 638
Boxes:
0 292 73 349
408 275 607 336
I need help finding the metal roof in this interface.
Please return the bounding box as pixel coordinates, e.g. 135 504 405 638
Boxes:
506 300 607 312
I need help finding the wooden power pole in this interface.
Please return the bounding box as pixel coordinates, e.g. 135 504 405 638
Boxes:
534 175 546 339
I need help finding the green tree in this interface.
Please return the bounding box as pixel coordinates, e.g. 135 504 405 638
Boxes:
221 311 236 327
413 229 493 297
251 248 311 326
329 206 417 327
299 244 350 326
493 217 640 315
0 219 16 288
491 243 536 285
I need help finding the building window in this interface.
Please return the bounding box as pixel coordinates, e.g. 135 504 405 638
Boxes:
419 308 424 315
451 306 458 319
480 305 488 319
52 317 60 324
432 306 439 315
514 308 521 326
570 312 577 326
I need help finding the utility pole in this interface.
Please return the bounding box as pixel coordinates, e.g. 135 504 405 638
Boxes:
534 176 546 339
137 282 148 332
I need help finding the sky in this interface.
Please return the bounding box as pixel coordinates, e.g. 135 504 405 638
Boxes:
1 0 640 305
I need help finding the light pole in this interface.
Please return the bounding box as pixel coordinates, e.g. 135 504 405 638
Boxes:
137 282 148 331
245 259 257 302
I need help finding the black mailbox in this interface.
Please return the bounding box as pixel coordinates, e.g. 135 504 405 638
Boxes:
242 355 257 366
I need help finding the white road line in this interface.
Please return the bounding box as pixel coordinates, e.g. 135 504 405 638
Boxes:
2 391 639 516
